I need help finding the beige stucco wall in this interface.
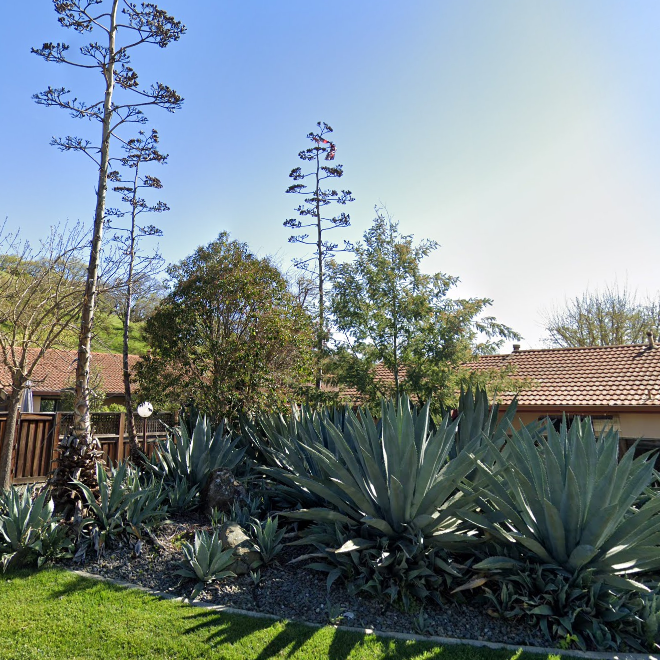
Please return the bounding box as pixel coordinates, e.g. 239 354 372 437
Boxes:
506 410 660 440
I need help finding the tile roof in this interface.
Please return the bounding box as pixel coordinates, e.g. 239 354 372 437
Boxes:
467 344 660 408
0 348 140 396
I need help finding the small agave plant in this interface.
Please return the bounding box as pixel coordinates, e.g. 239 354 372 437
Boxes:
175 529 235 599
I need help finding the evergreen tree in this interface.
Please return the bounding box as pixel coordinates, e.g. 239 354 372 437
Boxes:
329 210 520 411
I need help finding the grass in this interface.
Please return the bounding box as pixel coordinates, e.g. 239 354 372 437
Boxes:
0 568 575 660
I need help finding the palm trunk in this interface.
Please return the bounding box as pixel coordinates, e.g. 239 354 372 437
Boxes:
50 0 120 511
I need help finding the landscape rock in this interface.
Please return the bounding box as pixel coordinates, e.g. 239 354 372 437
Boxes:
218 521 261 575
202 468 246 514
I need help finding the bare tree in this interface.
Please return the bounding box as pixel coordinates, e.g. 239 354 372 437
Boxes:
543 283 660 347
0 224 88 490
32 0 184 508
107 128 167 463
285 122 354 388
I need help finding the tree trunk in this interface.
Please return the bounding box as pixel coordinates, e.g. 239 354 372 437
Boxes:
50 0 120 511
0 388 23 491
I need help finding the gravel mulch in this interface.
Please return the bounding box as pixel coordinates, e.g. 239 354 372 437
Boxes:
66 513 551 649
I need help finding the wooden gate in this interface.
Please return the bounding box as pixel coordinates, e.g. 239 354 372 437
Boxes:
0 412 58 484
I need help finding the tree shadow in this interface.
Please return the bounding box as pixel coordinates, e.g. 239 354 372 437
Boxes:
183 609 447 660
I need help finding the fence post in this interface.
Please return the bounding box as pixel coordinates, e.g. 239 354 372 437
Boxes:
51 412 62 472
117 412 125 464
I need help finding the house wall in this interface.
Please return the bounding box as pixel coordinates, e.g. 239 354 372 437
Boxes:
508 410 660 440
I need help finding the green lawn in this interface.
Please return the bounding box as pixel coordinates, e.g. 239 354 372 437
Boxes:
0 568 571 660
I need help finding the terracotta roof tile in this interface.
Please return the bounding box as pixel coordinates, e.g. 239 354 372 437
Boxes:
0 348 139 396
467 344 660 408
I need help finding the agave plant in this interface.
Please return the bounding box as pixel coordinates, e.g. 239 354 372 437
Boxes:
266 397 485 553
150 416 246 490
175 529 235 599
249 516 285 566
447 387 518 457
243 405 351 507
468 417 660 590
75 462 167 556
0 486 72 570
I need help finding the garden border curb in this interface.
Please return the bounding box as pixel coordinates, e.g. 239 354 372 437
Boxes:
70 570 657 660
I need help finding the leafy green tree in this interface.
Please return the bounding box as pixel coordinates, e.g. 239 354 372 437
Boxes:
33 0 184 509
284 122 354 388
544 283 660 347
136 233 314 419
329 210 520 410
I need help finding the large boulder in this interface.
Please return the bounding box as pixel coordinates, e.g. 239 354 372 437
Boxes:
202 468 246 514
218 522 261 575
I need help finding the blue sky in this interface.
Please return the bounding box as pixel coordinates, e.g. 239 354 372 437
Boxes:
2 1 660 348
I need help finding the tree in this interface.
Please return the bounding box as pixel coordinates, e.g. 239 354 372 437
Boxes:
0 224 88 490
543 283 660 347
329 210 520 410
136 233 314 420
284 122 354 388
107 128 167 463
33 0 184 508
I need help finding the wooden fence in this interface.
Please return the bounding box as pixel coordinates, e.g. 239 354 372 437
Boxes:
0 411 174 485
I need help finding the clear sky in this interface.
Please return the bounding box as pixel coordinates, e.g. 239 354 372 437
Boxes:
2 1 660 349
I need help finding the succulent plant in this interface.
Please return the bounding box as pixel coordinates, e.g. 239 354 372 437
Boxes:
0 486 72 570
249 516 285 566
150 416 246 491
467 417 660 589
175 529 235 599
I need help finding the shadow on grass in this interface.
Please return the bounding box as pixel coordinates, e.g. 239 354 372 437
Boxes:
46 572 127 600
183 609 445 660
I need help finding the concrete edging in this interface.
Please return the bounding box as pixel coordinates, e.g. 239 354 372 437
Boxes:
70 569 658 660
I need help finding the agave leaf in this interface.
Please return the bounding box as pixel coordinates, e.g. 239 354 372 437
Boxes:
509 533 556 564
335 538 375 553
566 544 598 572
542 499 567 564
361 516 396 536
281 509 353 525
451 577 488 594
473 557 524 571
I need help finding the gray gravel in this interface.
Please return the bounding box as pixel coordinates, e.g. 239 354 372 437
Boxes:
68 515 549 649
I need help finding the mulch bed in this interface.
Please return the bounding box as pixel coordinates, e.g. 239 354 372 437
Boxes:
66 513 549 649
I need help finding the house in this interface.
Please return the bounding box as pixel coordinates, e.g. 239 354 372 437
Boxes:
466 338 660 450
0 348 140 412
